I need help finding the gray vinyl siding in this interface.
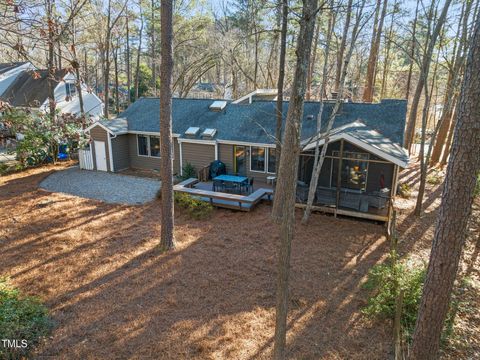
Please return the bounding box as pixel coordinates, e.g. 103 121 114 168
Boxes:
127 134 180 174
181 142 216 172
218 143 234 173
89 125 111 171
111 134 129 171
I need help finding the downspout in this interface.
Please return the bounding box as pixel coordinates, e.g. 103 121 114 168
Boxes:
179 140 183 176
107 132 116 172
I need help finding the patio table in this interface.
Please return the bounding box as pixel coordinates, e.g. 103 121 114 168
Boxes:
213 174 248 183
213 174 248 192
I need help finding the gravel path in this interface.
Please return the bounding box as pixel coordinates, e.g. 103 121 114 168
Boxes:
40 166 161 205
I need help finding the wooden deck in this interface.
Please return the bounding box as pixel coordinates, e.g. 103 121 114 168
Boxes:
173 178 273 212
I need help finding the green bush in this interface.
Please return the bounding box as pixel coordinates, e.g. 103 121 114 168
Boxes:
475 172 480 197
363 258 426 340
174 192 213 220
363 256 459 344
398 183 411 198
180 162 197 181
426 172 443 185
0 278 52 359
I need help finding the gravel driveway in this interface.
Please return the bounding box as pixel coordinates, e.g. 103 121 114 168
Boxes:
40 166 161 205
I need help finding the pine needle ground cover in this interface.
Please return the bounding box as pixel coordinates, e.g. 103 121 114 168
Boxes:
0 163 478 359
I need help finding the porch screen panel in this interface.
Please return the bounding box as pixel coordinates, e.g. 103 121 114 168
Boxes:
331 151 369 191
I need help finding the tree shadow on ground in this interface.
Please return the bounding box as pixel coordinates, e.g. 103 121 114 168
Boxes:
1 166 394 359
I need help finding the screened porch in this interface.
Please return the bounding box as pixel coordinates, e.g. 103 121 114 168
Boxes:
296 139 398 221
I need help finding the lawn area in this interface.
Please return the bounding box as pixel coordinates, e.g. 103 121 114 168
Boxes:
0 164 478 359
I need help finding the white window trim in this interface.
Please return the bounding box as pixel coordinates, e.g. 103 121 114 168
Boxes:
266 147 276 174
136 134 174 159
249 146 267 173
137 134 150 157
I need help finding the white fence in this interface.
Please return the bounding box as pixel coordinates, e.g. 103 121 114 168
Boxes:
79 149 94 170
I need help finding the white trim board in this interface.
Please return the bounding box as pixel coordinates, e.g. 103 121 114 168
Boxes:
302 133 408 168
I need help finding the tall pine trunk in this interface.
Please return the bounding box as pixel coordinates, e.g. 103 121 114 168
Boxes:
362 0 388 103
409 13 480 359
275 0 288 173
126 15 131 104
135 10 144 101
301 0 366 223
159 0 175 251
429 0 472 165
334 0 353 92
271 0 318 357
405 1 419 101
403 0 453 149
103 0 112 118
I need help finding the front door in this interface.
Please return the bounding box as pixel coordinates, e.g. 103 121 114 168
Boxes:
94 140 108 171
234 145 246 175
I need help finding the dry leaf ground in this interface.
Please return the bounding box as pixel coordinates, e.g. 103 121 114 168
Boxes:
0 163 478 359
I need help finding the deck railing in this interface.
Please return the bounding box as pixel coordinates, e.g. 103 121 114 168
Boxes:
197 165 210 182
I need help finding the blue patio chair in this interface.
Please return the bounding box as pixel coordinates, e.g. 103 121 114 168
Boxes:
223 181 236 193
244 177 254 194
212 180 224 192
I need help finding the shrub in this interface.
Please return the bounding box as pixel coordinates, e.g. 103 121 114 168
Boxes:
0 278 52 359
475 172 480 197
363 255 458 345
363 257 426 341
180 162 197 181
398 183 411 198
426 171 443 185
174 192 213 219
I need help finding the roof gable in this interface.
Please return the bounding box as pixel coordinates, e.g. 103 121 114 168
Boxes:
0 69 68 107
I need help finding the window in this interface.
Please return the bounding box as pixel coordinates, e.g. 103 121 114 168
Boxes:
65 83 77 97
331 151 369 191
250 146 265 172
150 136 160 157
137 134 174 158
267 148 276 173
138 135 148 156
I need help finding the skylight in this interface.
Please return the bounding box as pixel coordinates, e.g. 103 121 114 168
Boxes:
185 127 200 137
209 100 227 112
201 128 217 138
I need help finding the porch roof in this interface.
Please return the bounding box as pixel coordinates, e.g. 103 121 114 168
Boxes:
86 117 128 135
302 121 409 168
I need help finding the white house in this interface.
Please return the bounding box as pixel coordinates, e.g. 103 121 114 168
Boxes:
0 63 103 119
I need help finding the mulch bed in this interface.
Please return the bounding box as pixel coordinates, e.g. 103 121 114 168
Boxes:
0 163 478 359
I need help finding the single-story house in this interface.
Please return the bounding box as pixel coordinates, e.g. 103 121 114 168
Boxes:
85 97 408 221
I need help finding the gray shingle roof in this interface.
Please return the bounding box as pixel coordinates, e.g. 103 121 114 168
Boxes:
0 69 67 107
119 97 407 147
98 117 128 134
0 62 28 75
303 120 409 167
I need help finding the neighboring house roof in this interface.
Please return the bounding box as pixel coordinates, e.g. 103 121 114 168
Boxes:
232 89 278 104
0 62 29 75
0 69 67 107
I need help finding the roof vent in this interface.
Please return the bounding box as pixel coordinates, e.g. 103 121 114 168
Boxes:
201 128 217 139
185 126 200 138
209 100 227 112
